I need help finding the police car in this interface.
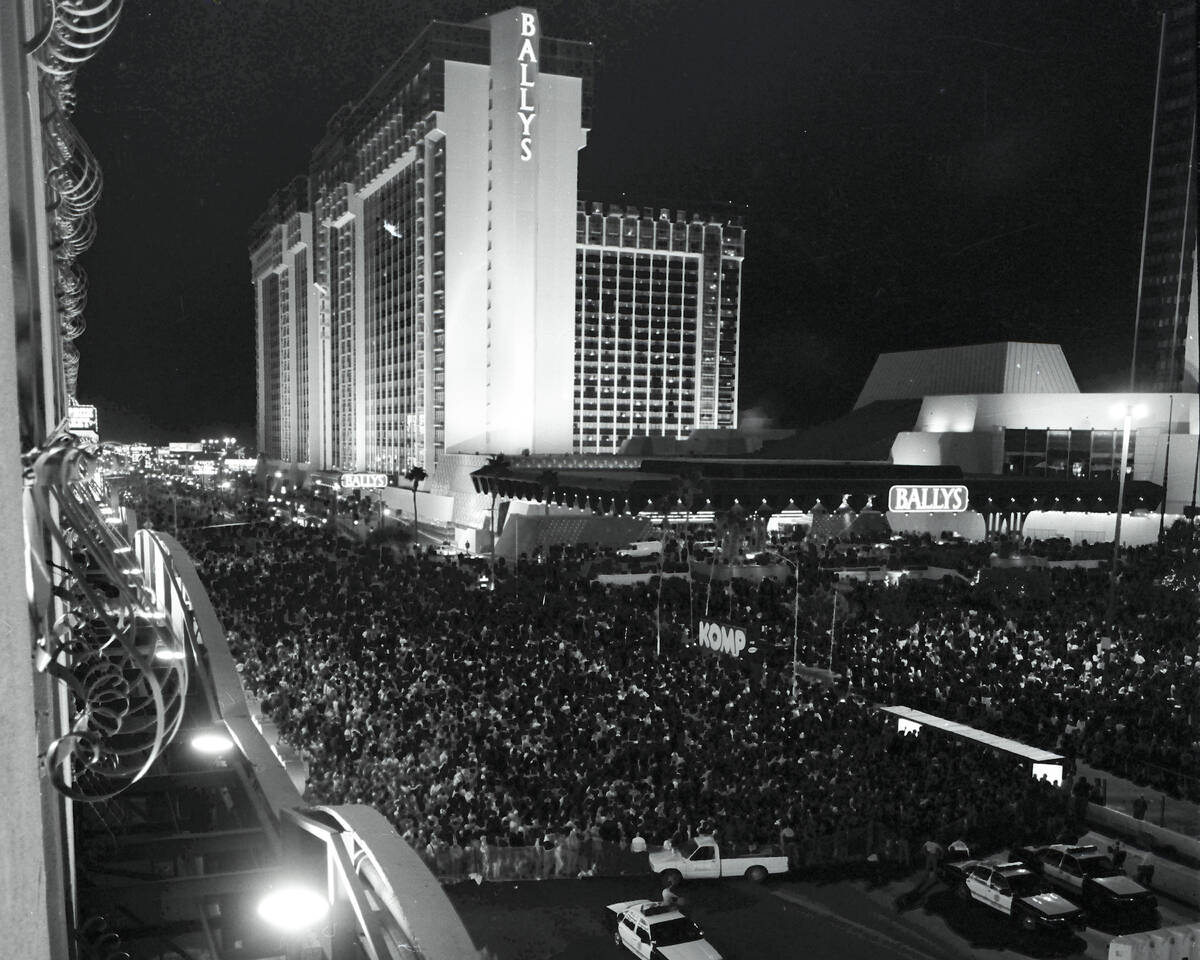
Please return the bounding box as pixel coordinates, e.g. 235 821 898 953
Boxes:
606 900 722 960
943 860 1086 934
1010 844 1157 922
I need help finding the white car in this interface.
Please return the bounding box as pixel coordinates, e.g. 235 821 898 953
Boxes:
607 900 722 960
944 860 1086 934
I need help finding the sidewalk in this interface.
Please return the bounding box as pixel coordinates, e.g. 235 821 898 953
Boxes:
1077 829 1200 911
1076 760 1200 841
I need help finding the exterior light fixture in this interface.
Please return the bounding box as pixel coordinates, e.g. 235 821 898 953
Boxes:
155 647 186 662
191 730 235 755
257 887 330 931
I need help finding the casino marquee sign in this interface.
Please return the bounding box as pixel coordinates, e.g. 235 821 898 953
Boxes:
887 484 969 513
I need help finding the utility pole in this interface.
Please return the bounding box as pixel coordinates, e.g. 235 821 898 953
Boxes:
1158 395 1173 553
1106 404 1137 629
829 583 838 673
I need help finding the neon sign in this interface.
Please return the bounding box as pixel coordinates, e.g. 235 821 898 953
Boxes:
517 10 537 161
887 484 969 513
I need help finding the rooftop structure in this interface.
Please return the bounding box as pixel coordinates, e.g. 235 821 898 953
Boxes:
855 342 1078 409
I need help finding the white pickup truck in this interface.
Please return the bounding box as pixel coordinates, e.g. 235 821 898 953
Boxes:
649 835 789 884
617 540 663 559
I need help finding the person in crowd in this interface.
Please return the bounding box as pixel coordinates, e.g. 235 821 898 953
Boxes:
1133 848 1155 887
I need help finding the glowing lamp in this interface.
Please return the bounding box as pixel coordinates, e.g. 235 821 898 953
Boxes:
257 887 330 931
191 731 235 755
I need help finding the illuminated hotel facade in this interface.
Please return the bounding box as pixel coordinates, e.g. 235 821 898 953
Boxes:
574 202 743 453
1130 0 1197 392
251 7 744 476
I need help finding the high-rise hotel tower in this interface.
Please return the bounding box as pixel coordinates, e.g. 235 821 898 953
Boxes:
574 202 743 453
251 7 743 475
1130 1 1197 393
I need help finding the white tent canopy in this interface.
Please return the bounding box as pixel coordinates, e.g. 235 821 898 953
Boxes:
879 705 1065 764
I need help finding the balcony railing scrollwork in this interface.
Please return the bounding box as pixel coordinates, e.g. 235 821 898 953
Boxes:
24 0 124 397
25 431 189 802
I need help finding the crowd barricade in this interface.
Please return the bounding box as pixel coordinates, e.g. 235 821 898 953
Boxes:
422 824 911 884
422 838 652 882
785 822 910 870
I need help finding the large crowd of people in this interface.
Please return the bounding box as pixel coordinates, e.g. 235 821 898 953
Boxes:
804 557 1200 801
124 474 1199 883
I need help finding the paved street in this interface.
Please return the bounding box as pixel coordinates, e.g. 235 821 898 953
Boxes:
447 869 1200 960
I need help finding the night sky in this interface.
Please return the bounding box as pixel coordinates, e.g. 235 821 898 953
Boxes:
72 0 1164 445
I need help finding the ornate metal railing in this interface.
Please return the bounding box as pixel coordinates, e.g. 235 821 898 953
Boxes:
25 430 189 802
25 0 124 396
74 915 131 960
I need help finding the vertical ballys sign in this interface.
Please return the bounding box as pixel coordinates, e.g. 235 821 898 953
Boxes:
517 11 538 161
886 484 969 513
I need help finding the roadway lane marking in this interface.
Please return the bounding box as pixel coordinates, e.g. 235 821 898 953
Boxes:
770 887 965 960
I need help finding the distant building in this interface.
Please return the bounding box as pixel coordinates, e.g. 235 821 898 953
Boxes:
575 202 743 453
250 176 313 465
769 342 1198 543
854 342 1078 408
1131 1 1197 392
251 7 745 478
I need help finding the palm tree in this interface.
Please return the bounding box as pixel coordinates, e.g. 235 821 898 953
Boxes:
536 469 558 516
707 502 746 617
403 464 428 546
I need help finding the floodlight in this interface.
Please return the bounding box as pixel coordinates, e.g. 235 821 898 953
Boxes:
155 647 186 662
257 887 330 931
1108 401 1149 420
191 731 235 755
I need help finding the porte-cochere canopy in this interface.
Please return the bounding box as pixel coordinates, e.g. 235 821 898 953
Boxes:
471 456 1162 528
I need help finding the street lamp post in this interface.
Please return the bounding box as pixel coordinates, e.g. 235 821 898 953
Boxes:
829 584 838 673
780 555 800 699
489 490 498 590
1106 402 1145 629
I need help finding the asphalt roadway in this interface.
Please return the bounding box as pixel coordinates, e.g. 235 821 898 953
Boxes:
446 868 1200 960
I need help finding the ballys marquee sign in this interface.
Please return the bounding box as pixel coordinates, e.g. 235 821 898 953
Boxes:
887 484 969 513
